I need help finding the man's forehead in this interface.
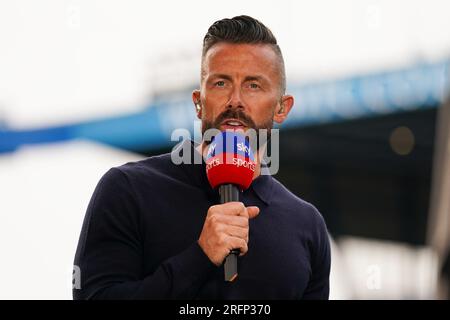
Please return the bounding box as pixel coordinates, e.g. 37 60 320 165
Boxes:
203 43 279 76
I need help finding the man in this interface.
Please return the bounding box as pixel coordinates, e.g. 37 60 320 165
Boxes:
73 15 331 300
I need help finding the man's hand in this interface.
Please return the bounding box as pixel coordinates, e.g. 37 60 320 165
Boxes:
198 202 260 266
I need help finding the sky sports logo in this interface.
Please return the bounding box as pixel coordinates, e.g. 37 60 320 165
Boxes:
206 141 252 160
205 156 256 172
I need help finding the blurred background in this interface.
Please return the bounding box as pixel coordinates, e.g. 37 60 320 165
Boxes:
0 0 449 299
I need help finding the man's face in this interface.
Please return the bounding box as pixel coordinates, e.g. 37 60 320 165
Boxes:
193 43 292 136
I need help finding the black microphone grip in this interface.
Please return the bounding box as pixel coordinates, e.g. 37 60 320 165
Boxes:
219 184 241 282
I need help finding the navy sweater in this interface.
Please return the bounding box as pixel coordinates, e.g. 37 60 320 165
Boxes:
73 140 331 299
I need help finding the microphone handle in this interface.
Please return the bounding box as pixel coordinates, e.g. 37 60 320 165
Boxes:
219 184 241 282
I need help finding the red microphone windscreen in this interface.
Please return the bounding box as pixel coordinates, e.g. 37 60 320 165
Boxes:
205 131 256 191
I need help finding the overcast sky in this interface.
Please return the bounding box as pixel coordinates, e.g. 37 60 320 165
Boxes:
0 0 449 128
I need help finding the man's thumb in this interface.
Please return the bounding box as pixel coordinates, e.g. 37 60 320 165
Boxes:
247 206 260 219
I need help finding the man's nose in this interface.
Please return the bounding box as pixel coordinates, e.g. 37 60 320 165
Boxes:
227 86 245 109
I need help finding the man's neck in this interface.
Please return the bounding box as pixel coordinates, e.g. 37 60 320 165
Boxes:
196 142 264 180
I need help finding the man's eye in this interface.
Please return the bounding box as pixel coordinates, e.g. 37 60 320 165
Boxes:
249 83 260 89
215 81 225 87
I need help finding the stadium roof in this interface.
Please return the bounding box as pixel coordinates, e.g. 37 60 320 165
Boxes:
1 60 448 153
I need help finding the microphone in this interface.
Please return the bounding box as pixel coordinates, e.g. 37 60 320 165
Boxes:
205 131 256 281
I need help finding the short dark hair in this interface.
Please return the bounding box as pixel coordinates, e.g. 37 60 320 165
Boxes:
201 15 286 95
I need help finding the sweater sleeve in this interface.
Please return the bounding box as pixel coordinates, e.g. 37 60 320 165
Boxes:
301 207 331 300
73 168 217 300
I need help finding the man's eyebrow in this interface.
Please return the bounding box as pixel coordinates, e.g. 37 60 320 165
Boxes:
209 74 233 81
244 75 267 82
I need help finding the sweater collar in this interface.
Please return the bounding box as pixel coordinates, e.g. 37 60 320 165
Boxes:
172 139 273 205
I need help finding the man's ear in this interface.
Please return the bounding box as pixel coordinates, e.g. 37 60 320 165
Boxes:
192 90 202 119
273 95 294 124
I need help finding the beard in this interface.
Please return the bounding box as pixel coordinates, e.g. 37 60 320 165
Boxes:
201 108 274 150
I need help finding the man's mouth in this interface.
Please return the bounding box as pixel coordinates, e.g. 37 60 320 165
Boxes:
220 119 247 130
